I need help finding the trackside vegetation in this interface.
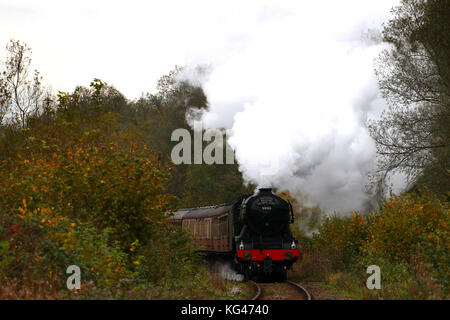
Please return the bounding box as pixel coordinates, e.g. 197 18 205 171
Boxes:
290 190 448 299
0 76 251 299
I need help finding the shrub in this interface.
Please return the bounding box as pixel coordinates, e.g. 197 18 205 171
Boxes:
0 95 184 294
314 212 368 270
6 205 130 288
0 111 175 249
363 190 449 295
306 189 448 299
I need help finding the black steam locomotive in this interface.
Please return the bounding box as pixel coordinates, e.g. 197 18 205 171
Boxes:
234 188 298 280
171 188 299 281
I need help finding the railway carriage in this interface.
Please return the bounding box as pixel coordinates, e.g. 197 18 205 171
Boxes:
171 188 299 281
171 204 235 252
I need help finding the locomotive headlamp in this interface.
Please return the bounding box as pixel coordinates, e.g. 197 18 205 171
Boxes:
239 241 244 250
284 251 293 260
291 241 296 249
243 251 252 260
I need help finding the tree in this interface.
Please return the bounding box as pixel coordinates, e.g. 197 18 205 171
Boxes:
369 0 450 195
0 40 47 128
128 66 255 206
0 77 10 125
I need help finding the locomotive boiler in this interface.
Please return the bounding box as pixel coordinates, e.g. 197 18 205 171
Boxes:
171 188 299 281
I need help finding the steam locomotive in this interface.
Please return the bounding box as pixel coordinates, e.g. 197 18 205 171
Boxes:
171 188 299 281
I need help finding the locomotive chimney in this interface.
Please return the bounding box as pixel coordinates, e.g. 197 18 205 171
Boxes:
258 188 273 194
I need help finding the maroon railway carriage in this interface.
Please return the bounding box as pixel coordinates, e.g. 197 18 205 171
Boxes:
171 204 234 252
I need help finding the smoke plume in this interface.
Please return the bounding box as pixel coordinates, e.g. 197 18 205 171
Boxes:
178 0 405 213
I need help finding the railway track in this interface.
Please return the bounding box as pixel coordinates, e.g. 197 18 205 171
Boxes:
251 280 312 300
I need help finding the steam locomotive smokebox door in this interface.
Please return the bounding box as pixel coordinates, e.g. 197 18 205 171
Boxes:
263 257 273 273
246 188 291 236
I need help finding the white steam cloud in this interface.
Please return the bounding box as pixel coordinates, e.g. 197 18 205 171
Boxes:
178 0 405 213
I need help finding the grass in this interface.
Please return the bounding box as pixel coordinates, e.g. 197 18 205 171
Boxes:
0 264 255 300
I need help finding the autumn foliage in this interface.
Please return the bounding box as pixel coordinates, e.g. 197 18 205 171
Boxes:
309 190 449 298
0 81 203 297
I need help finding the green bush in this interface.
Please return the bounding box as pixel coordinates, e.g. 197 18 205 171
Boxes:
306 190 448 299
313 212 368 270
0 85 196 295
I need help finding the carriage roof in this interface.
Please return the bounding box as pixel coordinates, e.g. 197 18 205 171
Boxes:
171 202 235 220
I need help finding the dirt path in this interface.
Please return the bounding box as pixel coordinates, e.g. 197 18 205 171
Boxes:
257 282 306 300
302 282 350 300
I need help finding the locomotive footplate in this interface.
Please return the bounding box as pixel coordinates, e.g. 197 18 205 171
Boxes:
236 249 299 261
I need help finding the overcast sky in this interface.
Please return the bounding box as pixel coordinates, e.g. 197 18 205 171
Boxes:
0 0 295 98
1 0 396 99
